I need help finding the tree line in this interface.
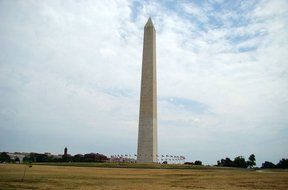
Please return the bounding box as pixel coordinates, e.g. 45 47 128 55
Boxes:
216 154 288 169
1 152 287 169
0 152 108 163
217 154 256 168
184 160 202 165
261 159 288 169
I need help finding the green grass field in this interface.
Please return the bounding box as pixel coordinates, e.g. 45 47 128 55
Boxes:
1 163 288 189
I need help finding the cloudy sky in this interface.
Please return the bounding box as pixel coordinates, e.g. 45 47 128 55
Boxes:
1 0 288 165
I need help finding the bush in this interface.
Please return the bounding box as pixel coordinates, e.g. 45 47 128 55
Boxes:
83 153 108 162
276 158 288 169
184 162 193 165
194 160 202 165
261 161 276 169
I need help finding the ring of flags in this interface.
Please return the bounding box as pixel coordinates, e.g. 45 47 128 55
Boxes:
110 154 186 163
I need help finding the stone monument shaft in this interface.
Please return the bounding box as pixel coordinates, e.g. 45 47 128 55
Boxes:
137 18 157 163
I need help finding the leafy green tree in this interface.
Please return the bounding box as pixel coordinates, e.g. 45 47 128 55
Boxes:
0 152 11 163
276 158 288 169
218 157 233 167
72 154 84 162
23 156 32 163
225 157 233 167
30 153 49 162
83 153 108 162
246 154 256 168
261 161 276 168
233 156 247 168
194 160 202 165
15 157 20 163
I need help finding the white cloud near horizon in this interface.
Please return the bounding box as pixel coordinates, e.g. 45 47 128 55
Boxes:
0 0 288 165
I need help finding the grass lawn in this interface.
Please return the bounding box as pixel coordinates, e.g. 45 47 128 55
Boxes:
0 163 288 189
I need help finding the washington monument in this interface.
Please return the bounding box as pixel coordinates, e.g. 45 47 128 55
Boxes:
137 18 157 163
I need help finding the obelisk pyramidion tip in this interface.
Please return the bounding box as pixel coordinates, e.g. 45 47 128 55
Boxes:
145 17 154 28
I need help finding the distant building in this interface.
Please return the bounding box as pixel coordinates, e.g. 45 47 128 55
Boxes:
7 152 29 163
109 155 136 163
44 152 52 156
64 147 68 157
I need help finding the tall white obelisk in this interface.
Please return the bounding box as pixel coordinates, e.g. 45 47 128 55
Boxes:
137 18 157 163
